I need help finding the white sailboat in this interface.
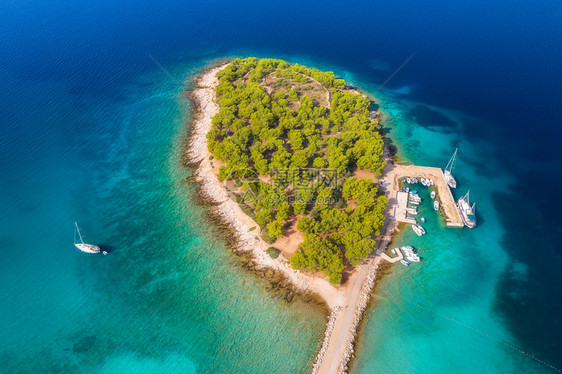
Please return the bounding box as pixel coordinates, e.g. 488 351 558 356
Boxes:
74 222 101 254
457 190 477 228
444 148 458 188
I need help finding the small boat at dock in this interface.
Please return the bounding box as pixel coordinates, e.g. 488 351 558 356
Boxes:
444 148 458 189
412 225 426 236
401 246 421 262
433 200 440 210
430 191 436 199
400 259 410 266
457 190 477 228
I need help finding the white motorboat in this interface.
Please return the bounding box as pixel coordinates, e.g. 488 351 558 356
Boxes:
400 259 410 266
400 246 421 262
433 200 440 210
412 225 426 236
430 191 436 199
407 254 421 262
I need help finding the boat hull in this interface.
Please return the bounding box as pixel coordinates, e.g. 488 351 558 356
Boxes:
444 171 457 188
457 200 476 228
75 243 101 253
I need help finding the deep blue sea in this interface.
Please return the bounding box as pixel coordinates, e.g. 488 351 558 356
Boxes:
1 0 560 373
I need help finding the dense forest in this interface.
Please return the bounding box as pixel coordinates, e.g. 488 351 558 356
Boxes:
208 58 387 284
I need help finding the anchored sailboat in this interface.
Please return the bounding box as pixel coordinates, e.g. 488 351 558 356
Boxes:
444 148 458 188
457 190 476 228
74 222 101 254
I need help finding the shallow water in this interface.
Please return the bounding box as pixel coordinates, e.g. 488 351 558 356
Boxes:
0 62 325 373
1 0 560 372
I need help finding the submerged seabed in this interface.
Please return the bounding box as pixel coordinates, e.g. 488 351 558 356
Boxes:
1 0 561 372
351 90 556 373
0 62 325 373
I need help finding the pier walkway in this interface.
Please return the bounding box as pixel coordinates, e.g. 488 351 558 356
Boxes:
386 164 464 227
394 191 417 224
380 247 403 263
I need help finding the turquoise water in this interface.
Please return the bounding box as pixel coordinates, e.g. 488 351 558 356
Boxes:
0 62 325 373
352 91 551 373
1 0 561 372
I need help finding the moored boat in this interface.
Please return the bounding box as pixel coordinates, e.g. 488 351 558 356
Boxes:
444 148 458 188
433 200 440 210
407 254 421 262
401 246 421 262
400 259 410 266
457 190 477 228
430 190 436 199
74 222 100 254
412 224 426 236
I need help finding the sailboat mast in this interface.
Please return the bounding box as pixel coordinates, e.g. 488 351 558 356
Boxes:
74 222 85 244
445 148 458 173
451 148 457 173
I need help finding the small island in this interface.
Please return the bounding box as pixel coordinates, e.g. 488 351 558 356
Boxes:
187 58 464 374
208 58 388 285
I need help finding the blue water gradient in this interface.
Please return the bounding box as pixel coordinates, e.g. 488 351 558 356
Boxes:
0 0 560 372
